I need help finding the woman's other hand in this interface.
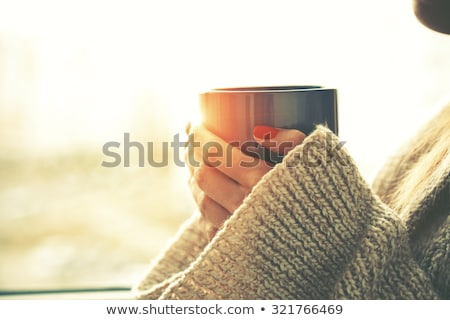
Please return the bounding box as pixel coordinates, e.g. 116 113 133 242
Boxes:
185 124 305 240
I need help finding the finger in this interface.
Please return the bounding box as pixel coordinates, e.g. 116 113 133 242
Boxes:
197 215 218 242
253 125 306 155
194 163 248 214
190 177 230 228
185 121 191 135
185 145 195 177
207 227 218 241
189 124 271 188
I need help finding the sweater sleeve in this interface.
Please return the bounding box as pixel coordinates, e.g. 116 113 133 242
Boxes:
139 126 439 299
132 213 209 299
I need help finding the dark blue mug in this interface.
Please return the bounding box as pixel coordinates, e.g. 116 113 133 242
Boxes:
199 86 338 163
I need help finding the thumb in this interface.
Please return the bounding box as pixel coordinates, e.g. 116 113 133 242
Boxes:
253 125 306 155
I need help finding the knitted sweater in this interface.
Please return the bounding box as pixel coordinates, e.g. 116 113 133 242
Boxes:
133 107 450 300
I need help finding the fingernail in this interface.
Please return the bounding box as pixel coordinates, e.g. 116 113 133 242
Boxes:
253 125 279 140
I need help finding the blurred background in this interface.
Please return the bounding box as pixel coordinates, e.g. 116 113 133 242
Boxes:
0 0 449 291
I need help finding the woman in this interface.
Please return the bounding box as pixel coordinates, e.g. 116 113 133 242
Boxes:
133 0 450 299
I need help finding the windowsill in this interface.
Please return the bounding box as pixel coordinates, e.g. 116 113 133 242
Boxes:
0 288 133 300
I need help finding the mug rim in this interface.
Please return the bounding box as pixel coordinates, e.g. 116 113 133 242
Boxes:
207 85 330 93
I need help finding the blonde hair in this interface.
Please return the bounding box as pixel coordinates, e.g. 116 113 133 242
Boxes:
387 103 450 217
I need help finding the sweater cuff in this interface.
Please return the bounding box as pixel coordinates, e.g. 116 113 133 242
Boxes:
132 213 208 299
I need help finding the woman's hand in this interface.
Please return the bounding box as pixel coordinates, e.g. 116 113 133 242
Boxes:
185 124 306 240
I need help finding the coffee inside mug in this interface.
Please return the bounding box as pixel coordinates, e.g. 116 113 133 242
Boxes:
199 85 338 163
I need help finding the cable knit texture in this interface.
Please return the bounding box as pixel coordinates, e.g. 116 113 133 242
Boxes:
133 116 449 299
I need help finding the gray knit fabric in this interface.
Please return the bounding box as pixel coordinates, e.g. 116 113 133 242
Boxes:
133 119 449 299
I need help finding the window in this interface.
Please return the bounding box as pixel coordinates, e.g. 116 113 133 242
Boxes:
1 0 449 293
